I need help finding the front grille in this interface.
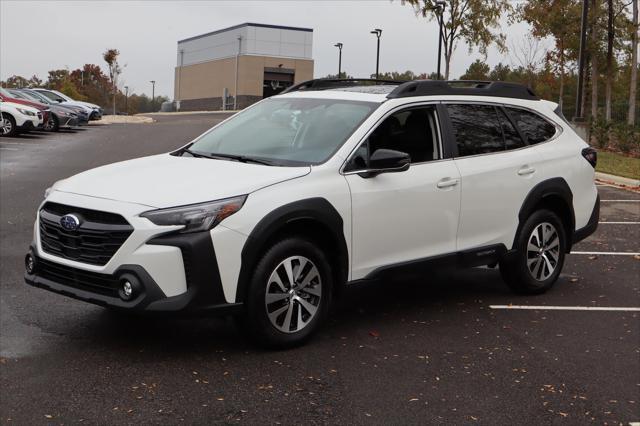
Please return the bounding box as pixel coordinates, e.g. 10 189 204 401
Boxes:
37 257 120 297
39 202 133 266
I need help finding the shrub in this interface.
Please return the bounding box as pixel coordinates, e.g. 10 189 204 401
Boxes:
611 123 639 155
590 117 611 149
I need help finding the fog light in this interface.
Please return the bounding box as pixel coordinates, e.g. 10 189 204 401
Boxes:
25 253 36 274
122 281 133 298
117 273 140 301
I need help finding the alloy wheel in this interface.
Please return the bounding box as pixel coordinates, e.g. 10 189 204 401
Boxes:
264 255 322 333
1 118 12 135
526 222 560 281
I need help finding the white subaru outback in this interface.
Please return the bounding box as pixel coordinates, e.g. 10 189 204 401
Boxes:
25 80 599 347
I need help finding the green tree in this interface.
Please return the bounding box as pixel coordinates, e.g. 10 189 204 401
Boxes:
459 59 490 80
3 75 30 88
488 62 512 81
47 69 71 89
518 0 582 109
402 0 512 79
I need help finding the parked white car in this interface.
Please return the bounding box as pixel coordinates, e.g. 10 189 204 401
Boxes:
1 101 43 136
25 80 599 347
33 88 103 120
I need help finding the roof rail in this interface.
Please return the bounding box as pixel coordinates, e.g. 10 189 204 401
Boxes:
387 80 539 101
280 78 404 94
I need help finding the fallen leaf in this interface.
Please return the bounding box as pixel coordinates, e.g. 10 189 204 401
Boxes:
369 331 379 338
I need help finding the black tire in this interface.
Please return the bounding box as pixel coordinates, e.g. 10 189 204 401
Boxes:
44 115 59 132
243 237 332 348
1 114 17 137
500 209 566 294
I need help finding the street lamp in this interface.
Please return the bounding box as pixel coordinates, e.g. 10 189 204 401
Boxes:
370 29 382 79
434 1 446 80
124 86 129 115
149 80 155 112
334 43 343 77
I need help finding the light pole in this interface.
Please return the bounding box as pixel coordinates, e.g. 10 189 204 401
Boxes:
149 80 155 112
574 0 589 121
370 29 382 79
434 1 446 80
234 35 242 110
334 43 343 77
124 86 129 115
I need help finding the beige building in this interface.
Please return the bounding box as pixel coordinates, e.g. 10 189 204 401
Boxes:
174 23 314 111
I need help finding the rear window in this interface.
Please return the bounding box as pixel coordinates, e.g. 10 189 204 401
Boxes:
506 107 557 144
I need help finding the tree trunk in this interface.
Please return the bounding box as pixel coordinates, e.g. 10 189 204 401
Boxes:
605 0 614 122
629 0 638 126
559 39 565 110
590 0 599 120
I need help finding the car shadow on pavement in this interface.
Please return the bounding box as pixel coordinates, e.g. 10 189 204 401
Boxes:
47 267 512 356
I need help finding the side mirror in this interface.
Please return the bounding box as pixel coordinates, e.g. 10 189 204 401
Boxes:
359 148 410 178
57 99 63 103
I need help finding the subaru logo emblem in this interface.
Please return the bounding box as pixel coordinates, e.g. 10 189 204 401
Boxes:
60 214 81 231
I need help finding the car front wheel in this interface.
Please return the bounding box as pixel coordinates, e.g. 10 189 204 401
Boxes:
243 237 332 348
1 114 17 137
500 209 567 294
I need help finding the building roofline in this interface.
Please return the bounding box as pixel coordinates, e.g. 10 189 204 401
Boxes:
178 22 313 44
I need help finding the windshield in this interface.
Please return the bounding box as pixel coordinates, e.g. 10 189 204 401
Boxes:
23 90 53 104
187 97 377 166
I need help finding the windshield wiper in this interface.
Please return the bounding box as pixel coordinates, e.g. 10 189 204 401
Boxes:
181 148 273 165
207 152 275 165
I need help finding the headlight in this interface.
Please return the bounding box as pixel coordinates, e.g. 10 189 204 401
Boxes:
140 196 247 233
16 108 36 116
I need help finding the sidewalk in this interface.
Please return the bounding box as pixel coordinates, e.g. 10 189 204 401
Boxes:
595 171 640 189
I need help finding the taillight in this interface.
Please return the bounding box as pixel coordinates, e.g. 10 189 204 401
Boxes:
582 147 597 168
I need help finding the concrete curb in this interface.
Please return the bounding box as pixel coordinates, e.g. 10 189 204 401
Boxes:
595 172 640 189
141 111 238 116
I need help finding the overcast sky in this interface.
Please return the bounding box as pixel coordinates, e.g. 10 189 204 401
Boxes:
0 0 532 98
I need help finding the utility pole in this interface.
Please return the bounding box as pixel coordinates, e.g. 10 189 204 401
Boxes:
370 29 382 79
124 86 129 115
334 43 343 77
150 80 155 112
435 1 446 80
574 0 589 121
234 35 242 110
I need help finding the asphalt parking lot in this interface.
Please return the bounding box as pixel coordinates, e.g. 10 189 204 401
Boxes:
1 114 638 425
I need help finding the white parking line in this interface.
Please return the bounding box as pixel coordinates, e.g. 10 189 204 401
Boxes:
0 147 19 151
490 305 640 312
601 199 640 202
570 251 640 256
598 221 640 224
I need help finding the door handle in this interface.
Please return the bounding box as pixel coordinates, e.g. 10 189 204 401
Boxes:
517 166 536 176
437 178 459 189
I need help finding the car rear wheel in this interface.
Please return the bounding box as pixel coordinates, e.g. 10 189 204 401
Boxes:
500 209 566 294
243 237 332 348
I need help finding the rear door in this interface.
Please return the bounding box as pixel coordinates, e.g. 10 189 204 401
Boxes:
344 104 461 280
445 103 545 251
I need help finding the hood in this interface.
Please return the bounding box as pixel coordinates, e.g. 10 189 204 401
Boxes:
55 154 311 208
0 95 46 111
77 101 100 110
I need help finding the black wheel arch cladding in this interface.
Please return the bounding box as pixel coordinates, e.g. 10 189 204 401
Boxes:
235 197 348 303
514 177 575 252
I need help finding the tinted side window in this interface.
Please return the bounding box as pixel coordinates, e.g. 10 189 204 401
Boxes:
507 108 556 144
497 108 526 150
345 106 440 170
447 104 504 156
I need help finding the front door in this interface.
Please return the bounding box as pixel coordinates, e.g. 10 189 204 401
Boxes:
344 105 461 280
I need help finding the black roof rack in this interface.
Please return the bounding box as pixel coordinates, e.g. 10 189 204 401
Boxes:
387 80 539 100
280 78 404 95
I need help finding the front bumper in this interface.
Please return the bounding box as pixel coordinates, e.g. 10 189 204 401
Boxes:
25 232 242 315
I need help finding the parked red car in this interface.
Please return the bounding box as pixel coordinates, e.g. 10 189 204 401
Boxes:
0 88 50 130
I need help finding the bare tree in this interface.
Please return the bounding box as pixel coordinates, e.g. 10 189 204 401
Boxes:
103 49 121 115
509 37 546 89
591 0 600 120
